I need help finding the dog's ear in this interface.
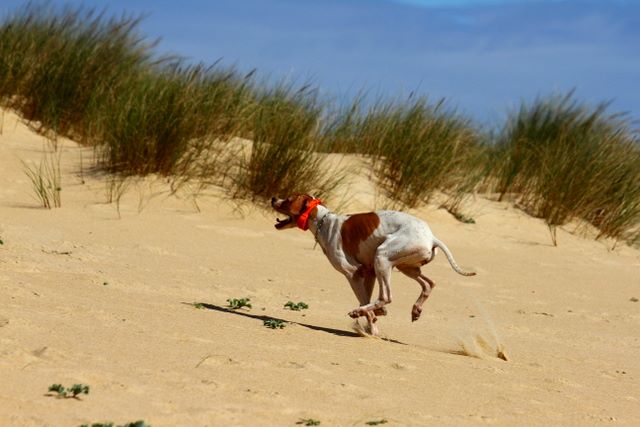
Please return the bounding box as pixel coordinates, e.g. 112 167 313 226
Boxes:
287 194 315 215
300 198 309 214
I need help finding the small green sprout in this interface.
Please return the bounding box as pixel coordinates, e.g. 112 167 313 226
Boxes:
296 419 320 426
48 383 90 398
122 422 150 427
193 302 205 309
365 420 388 426
48 384 65 396
69 384 90 397
284 301 309 311
227 297 252 310
263 318 285 329
79 421 149 427
0 238 4 245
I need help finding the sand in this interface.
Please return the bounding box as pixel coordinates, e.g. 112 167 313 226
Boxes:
1 109 639 426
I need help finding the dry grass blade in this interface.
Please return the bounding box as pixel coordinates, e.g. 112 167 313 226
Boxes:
21 149 62 209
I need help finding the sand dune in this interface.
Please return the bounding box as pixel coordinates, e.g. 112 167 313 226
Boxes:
1 109 639 426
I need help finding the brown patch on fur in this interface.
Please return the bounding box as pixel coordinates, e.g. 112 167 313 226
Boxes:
273 194 315 218
282 194 314 216
340 213 380 261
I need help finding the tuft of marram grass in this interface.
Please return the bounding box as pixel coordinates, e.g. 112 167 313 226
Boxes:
0 4 342 204
22 145 62 209
231 81 345 202
489 92 640 245
323 95 485 209
0 3 154 138
94 62 257 177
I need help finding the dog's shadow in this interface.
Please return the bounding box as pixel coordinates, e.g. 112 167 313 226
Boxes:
186 302 407 345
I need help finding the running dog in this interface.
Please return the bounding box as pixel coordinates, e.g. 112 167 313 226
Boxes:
271 194 475 335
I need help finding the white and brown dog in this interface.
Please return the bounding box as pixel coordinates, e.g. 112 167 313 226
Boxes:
271 194 475 336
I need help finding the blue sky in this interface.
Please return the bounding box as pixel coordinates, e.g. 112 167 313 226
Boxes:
2 0 638 125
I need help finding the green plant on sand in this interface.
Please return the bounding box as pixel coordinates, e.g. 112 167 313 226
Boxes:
48 383 89 399
284 301 309 311
227 297 252 310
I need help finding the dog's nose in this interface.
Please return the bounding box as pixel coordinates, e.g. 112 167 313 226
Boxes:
270 197 276 205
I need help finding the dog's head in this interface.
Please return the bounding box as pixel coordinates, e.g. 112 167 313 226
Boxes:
270 194 319 230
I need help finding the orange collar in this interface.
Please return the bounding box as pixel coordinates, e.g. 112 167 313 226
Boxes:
297 199 323 231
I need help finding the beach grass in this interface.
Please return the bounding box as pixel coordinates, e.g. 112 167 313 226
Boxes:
230 81 347 202
22 145 62 209
0 4 154 138
322 95 485 210
1 4 638 244
488 92 640 244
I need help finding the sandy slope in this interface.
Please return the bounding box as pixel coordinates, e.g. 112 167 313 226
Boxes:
0 109 639 426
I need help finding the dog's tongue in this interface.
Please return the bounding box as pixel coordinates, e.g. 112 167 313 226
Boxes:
274 216 292 229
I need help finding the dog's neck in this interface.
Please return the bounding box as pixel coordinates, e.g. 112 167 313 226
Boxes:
308 205 337 246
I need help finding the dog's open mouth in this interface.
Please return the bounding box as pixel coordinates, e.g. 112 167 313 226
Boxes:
275 215 293 229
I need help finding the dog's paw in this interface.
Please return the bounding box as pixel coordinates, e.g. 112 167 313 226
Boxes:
411 305 422 322
373 307 387 316
349 307 375 320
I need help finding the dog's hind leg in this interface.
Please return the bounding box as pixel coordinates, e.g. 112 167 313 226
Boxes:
349 242 428 318
397 265 435 322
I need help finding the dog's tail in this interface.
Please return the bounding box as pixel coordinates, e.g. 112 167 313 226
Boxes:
432 237 476 276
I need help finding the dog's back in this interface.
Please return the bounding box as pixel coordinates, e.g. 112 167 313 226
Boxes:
340 210 435 268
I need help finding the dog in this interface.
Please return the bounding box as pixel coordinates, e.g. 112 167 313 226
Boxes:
271 194 475 336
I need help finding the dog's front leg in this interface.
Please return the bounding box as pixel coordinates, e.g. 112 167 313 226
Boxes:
347 272 377 320
352 254 393 316
348 304 380 336
345 268 381 335
346 262 392 337
346 265 387 318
